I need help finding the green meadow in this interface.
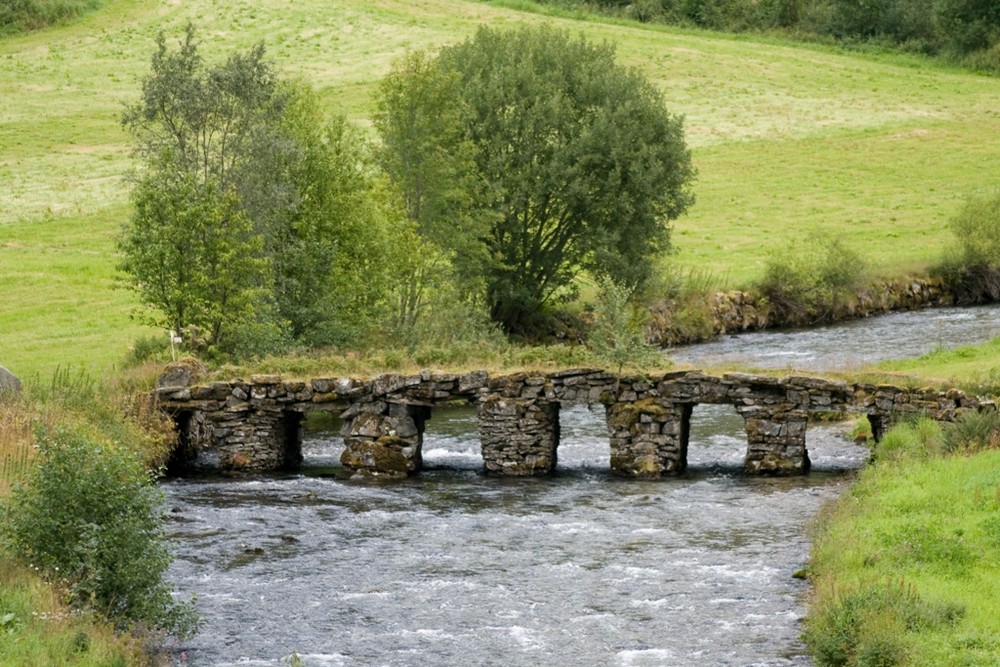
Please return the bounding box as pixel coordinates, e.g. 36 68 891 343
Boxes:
2 0 1000 377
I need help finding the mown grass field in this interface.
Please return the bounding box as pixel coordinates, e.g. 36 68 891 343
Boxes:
2 0 999 378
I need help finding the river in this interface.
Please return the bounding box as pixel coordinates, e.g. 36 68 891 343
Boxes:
162 305 1000 667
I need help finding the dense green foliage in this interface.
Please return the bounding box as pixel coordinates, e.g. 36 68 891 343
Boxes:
378 25 695 335
531 0 1000 70
120 25 401 357
374 50 489 336
0 0 100 35
756 236 871 325
3 424 197 638
806 415 1000 666
374 51 484 284
937 189 1000 304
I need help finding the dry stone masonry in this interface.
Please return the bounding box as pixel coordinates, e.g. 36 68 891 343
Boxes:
155 364 991 479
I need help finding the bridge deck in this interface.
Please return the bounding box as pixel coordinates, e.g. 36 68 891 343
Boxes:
155 366 987 478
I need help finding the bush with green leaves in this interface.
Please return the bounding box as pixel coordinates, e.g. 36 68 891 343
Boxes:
3 425 198 638
756 236 870 325
588 278 661 383
937 189 1000 303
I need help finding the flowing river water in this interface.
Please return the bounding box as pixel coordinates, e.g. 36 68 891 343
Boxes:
163 305 1000 667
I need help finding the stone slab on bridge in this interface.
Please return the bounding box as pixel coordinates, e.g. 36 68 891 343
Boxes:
155 365 988 479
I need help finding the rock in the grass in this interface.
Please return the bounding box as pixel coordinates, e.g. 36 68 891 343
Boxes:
157 358 206 389
0 366 22 395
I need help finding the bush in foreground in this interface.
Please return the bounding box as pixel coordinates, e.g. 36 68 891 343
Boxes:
806 580 963 667
3 425 197 638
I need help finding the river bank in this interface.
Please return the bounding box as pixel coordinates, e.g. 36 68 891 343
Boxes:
804 420 1000 666
0 375 181 667
648 275 961 347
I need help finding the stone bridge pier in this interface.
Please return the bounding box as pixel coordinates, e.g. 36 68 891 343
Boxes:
166 377 306 474
737 407 810 474
606 400 691 477
478 396 560 476
339 401 431 479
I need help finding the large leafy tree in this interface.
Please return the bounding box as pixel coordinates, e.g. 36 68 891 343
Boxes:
379 25 695 334
374 50 489 332
120 25 398 355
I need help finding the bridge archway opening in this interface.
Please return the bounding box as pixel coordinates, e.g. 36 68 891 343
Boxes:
685 403 748 469
299 411 345 470
166 410 195 476
280 410 304 470
556 403 610 471
867 413 886 442
418 401 481 471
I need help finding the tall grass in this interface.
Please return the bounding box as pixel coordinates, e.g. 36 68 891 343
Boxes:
0 556 151 667
201 338 669 382
0 399 34 497
0 366 174 509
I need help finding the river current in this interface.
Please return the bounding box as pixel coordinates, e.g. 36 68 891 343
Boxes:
163 305 1000 667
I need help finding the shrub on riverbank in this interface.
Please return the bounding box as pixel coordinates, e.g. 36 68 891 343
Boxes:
936 189 1000 304
806 579 963 667
756 236 872 326
805 413 1000 666
0 372 196 664
4 425 198 637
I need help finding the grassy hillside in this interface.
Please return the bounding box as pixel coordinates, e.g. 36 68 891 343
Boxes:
2 0 999 377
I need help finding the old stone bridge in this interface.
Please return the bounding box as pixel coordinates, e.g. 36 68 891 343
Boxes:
154 366 987 479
